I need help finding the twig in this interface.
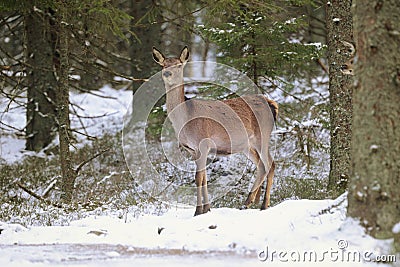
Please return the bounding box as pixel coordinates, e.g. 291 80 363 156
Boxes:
132 4 208 28
317 58 329 74
311 192 348 217
16 182 63 208
70 53 148 83
42 178 58 199
263 76 304 101
69 84 118 100
70 103 90 138
71 129 97 140
72 111 118 119
0 121 24 132
74 148 111 175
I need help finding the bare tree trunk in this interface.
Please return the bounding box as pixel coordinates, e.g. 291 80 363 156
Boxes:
326 0 353 195
347 0 400 249
129 0 162 92
55 2 76 203
160 0 192 54
24 4 58 152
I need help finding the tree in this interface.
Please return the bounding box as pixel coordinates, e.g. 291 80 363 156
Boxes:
55 0 75 202
196 1 329 190
1 0 133 201
52 0 131 202
199 1 323 83
326 0 353 195
159 0 194 55
24 2 58 152
129 0 162 92
347 0 400 250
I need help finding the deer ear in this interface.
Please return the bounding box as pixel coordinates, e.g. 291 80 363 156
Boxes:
179 46 189 63
152 47 165 65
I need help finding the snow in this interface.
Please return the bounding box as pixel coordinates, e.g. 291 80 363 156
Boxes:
0 85 132 164
0 193 394 266
370 144 379 151
304 42 323 50
393 223 400 234
0 68 396 266
69 85 131 137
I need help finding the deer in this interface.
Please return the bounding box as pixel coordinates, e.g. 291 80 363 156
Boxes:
152 46 278 216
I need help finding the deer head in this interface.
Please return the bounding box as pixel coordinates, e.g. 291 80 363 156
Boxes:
152 46 189 87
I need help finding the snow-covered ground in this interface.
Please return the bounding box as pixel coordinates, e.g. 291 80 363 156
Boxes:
0 85 132 164
0 193 395 266
1 83 397 266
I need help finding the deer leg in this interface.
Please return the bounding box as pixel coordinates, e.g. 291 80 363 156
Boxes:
242 148 263 209
244 149 267 208
254 181 264 204
194 169 205 216
194 140 210 216
244 162 266 208
261 154 275 210
202 173 210 213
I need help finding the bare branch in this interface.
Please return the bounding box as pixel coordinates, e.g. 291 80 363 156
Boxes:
317 58 329 74
70 129 97 140
74 148 111 175
16 181 63 208
0 121 24 132
42 178 58 198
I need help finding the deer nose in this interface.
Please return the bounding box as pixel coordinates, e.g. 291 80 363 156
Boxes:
163 71 172 78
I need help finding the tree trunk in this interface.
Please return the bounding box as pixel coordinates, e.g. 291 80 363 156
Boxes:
160 0 192 54
326 0 353 195
347 0 400 247
24 5 58 152
55 3 76 203
129 0 162 92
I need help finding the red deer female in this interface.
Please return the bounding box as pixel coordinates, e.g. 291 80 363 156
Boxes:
153 46 278 216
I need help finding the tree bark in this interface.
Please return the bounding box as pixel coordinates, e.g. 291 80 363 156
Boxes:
326 0 354 195
24 4 58 152
347 0 400 246
55 2 76 203
160 0 192 54
129 0 162 92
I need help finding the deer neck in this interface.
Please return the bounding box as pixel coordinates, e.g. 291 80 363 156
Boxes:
165 81 186 115
164 78 189 135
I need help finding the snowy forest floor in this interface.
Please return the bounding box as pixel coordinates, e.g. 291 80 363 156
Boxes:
0 193 396 266
0 84 398 266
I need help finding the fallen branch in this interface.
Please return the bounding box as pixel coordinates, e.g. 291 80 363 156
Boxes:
311 192 348 217
42 178 58 199
16 182 63 208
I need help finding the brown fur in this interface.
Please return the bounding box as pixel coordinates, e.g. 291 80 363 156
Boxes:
153 46 278 216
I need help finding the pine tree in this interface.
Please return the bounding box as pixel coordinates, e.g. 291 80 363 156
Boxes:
347 0 400 251
129 0 162 92
198 1 323 84
1 0 133 201
23 2 58 152
326 0 353 195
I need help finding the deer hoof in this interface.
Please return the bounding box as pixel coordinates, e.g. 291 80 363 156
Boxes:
203 204 211 213
194 206 203 216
